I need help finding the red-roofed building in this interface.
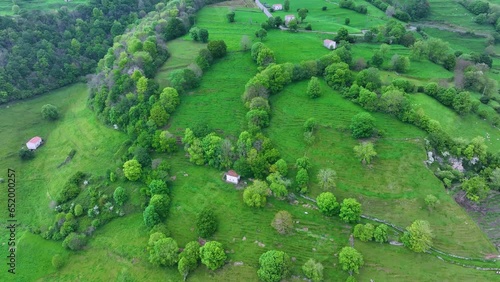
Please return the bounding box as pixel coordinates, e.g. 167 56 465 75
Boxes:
26 136 43 150
225 170 240 184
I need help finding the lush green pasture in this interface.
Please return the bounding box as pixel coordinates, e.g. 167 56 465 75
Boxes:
0 83 128 279
409 93 500 152
424 28 488 55
156 39 209 88
351 42 454 81
33 154 499 281
266 79 497 258
0 0 87 15
269 0 388 33
195 6 268 51
426 0 494 32
166 51 254 137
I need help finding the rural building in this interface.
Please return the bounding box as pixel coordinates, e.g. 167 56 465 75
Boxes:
284 14 295 25
323 39 337 50
272 4 283 10
26 136 43 150
225 170 240 184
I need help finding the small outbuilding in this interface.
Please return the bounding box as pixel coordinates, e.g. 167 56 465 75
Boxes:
225 170 240 184
272 4 283 10
284 14 295 25
323 39 337 50
26 136 43 150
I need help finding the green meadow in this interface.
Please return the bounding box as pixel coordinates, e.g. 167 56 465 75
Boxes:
1 1 499 281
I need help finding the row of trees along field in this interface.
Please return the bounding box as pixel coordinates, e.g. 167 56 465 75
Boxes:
32 0 228 261
0 0 164 103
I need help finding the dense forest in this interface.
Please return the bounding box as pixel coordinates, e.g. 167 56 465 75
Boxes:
0 0 163 103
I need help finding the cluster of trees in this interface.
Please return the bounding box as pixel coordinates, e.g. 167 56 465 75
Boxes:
147 231 227 280
458 0 500 32
40 170 133 251
317 192 363 223
189 27 209 43
365 0 430 21
143 179 171 228
88 1 226 148
340 0 368 14
183 129 280 179
256 248 363 281
251 43 275 68
363 20 416 47
423 83 477 116
353 223 388 243
0 0 163 103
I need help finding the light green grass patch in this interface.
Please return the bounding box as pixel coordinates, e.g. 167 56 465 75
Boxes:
167 52 254 137
409 93 500 152
265 79 496 257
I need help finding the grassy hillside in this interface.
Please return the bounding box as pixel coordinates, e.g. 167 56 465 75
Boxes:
1 1 499 281
0 83 129 279
266 79 497 257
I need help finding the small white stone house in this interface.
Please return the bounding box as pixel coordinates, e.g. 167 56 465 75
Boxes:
284 14 295 25
272 4 283 10
323 39 337 50
26 136 43 150
225 170 240 184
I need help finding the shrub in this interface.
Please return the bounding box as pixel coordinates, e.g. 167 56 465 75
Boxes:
41 104 60 120
207 40 227 59
52 254 65 270
113 187 127 206
19 148 35 160
197 208 218 238
74 204 83 217
62 233 87 251
350 112 375 139
316 192 340 216
271 210 293 235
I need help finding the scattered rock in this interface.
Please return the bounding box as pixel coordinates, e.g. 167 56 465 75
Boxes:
170 176 177 181
291 257 296 262
304 212 309 215
83 180 89 185
302 227 308 231
184 173 189 177
242 236 247 241
113 124 118 130
312 248 316 252
234 261 244 266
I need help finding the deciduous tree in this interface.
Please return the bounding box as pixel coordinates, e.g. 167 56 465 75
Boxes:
317 169 337 190
149 237 179 267
401 220 433 253
307 76 321 98
302 258 324 282
123 159 142 181
243 180 269 207
338 247 364 275
200 241 227 270
316 192 340 216
271 210 293 235
339 198 362 223
353 142 377 165
350 113 375 139
258 250 291 282
197 208 218 238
